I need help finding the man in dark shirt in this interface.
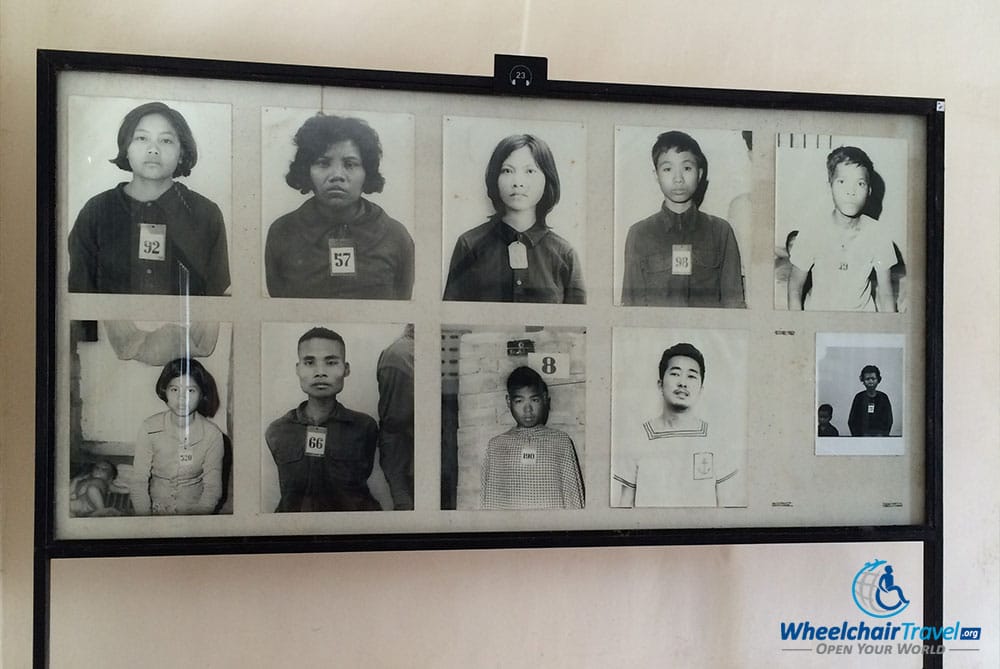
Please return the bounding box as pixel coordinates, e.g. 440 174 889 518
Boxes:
848 365 894 437
376 324 415 510
265 327 380 512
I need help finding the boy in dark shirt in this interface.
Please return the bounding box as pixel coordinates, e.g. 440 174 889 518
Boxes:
817 403 840 437
265 327 380 511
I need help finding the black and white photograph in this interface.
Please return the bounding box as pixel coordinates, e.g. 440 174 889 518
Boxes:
611 327 748 508
815 332 905 456
260 107 415 300
441 325 586 511
775 134 908 312
260 321 414 513
66 96 233 296
66 320 234 519
614 126 751 308
441 116 587 304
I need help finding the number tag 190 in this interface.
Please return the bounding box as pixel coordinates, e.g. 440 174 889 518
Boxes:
527 352 569 380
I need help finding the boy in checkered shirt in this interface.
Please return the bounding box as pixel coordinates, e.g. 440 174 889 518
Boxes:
480 366 584 510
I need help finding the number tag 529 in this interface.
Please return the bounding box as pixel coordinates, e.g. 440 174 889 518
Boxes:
138 224 166 261
329 238 356 275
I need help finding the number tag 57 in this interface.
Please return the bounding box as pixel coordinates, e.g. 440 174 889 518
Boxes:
328 238 356 275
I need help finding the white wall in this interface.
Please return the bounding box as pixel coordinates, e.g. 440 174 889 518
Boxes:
2 1 998 668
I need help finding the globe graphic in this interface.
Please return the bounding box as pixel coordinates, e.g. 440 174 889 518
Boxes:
854 568 883 614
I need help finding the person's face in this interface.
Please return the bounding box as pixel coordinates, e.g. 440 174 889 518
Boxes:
861 371 880 392
165 374 202 418
497 146 546 214
126 113 181 182
655 148 702 212
830 162 870 218
92 462 115 481
309 140 366 211
296 337 350 399
818 410 832 426
659 355 703 411
507 385 547 428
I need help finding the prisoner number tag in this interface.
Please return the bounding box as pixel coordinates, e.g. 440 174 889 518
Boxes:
520 446 537 465
867 403 875 414
179 446 194 466
672 244 692 276
328 238 356 275
138 224 166 261
508 241 528 269
305 426 327 457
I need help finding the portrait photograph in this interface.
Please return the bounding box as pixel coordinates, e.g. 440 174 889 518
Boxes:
259 321 414 513
65 320 233 520
775 134 908 312
611 326 748 508
614 126 752 308
260 107 416 300
815 332 905 456
65 95 233 296
441 116 588 304
440 324 586 511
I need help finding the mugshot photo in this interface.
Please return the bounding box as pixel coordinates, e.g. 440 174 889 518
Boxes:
260 321 414 513
67 320 233 518
775 134 908 312
614 126 752 308
260 107 415 300
815 332 905 456
66 96 233 296
441 116 588 304
611 327 748 508
440 325 585 511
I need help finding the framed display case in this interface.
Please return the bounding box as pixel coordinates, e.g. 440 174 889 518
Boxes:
35 46 943 662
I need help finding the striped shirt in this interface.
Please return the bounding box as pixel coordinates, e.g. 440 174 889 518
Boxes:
480 425 585 510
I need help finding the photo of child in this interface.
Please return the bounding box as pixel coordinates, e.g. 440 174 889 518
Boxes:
67 320 234 521
815 332 905 456
441 117 587 304
67 98 231 296
129 358 225 516
775 135 908 312
615 127 750 308
480 366 584 510
262 110 415 300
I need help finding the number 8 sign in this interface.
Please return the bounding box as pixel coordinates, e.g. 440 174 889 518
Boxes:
527 352 569 380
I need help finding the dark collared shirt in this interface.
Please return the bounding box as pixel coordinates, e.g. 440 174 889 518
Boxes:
265 400 380 512
443 216 585 303
376 329 414 510
68 182 231 295
621 205 745 308
265 197 414 300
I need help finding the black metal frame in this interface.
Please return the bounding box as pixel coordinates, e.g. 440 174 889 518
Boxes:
34 49 944 668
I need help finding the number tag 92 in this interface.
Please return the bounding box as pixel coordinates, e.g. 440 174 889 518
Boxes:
138 224 166 261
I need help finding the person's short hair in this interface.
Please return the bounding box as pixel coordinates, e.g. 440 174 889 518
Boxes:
658 342 706 382
506 365 548 396
485 134 561 223
93 460 118 480
285 113 386 194
826 146 875 183
785 230 799 252
155 358 220 417
110 102 198 177
297 326 346 354
650 130 709 206
818 403 833 415
859 364 882 382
